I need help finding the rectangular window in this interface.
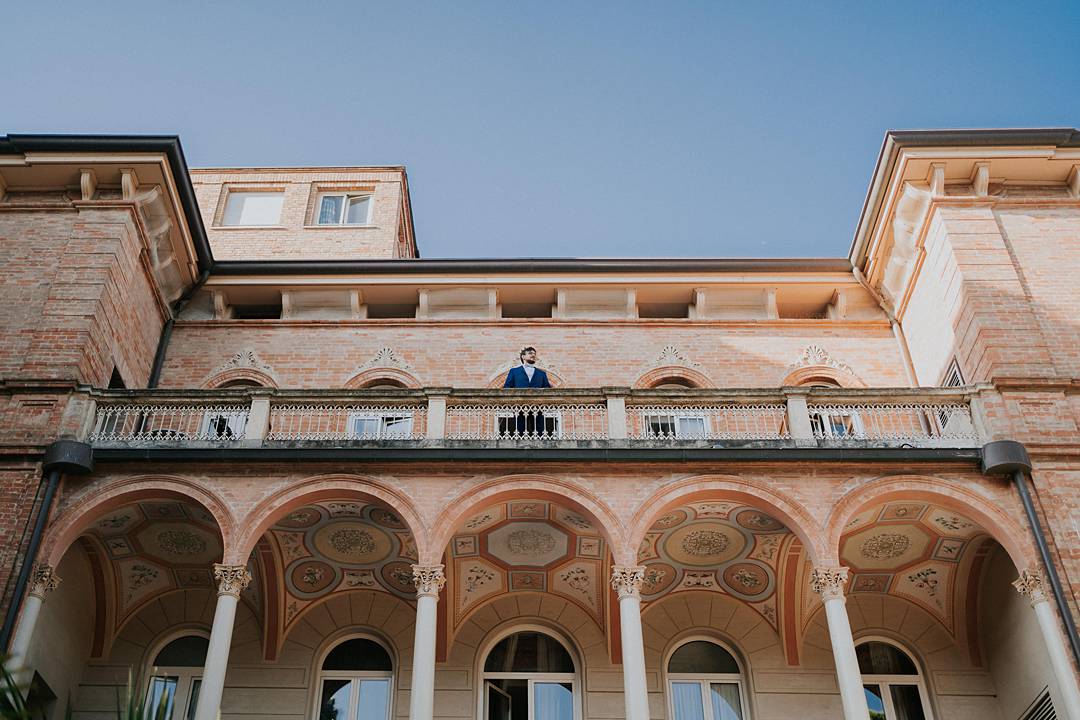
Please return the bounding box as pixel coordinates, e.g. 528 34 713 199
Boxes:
201 411 248 440
222 191 284 226
348 413 414 439
809 411 863 439
643 414 708 439
497 410 560 438
316 193 372 225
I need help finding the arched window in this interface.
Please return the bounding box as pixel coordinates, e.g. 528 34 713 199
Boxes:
482 630 577 720
144 634 208 720
217 378 264 388
857 640 933 720
315 637 393 720
666 639 748 720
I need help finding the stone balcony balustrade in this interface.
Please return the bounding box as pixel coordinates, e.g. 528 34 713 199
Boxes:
83 385 984 454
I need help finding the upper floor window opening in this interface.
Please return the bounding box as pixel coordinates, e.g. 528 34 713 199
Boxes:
666 638 749 720
857 639 933 720
222 191 284 226
316 192 372 226
143 633 209 720
316 636 393 720
482 630 578 720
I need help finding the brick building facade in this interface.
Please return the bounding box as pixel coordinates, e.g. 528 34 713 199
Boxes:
1 129 1079 720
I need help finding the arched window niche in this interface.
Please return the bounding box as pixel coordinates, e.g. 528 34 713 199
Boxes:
143 631 210 720
665 637 750 720
856 638 934 720
314 635 394 720
479 627 581 720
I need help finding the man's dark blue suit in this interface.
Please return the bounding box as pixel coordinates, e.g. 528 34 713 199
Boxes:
502 365 552 388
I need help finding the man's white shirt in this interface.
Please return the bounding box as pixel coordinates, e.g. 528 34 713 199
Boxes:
523 364 536 381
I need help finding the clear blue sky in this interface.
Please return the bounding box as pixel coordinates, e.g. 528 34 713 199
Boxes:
7 1 1080 258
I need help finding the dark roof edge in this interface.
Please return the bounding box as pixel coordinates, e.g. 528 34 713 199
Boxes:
212 257 854 276
0 134 213 273
849 127 1080 264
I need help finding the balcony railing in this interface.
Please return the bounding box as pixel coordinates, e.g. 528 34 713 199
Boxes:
84 386 984 449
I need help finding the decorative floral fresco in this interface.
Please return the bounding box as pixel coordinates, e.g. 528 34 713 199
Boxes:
637 502 794 631
267 501 418 633
450 500 606 631
84 501 224 630
840 502 989 634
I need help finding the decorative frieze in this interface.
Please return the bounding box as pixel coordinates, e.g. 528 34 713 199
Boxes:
810 566 849 602
787 345 855 377
412 564 446 598
610 565 645 600
213 349 274 376
29 564 61 599
358 347 413 372
213 564 252 598
1012 568 1048 606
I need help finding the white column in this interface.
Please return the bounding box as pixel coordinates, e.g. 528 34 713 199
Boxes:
1014 569 1080 720
5 565 60 676
811 567 870 720
193 564 251 720
612 566 650 720
409 565 445 720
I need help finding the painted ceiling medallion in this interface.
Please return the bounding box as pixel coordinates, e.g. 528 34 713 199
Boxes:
681 529 730 556
507 529 557 556
860 533 912 561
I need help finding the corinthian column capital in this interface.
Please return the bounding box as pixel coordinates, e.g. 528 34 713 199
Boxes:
1013 568 1049 606
810 566 850 602
213 564 251 598
29 564 61 599
611 565 646 600
412 564 446 598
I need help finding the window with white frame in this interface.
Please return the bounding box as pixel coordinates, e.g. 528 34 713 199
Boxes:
666 639 749 720
315 192 372 225
482 631 577 720
315 637 393 720
857 640 933 720
221 191 284 226
143 634 208 720
643 413 708 439
808 410 863 439
347 412 414 439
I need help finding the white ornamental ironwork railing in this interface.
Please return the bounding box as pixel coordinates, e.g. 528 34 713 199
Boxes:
626 404 790 440
266 404 428 441
806 402 978 444
88 404 250 444
445 404 607 440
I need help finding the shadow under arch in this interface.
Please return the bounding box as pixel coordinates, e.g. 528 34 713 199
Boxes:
231 474 428 565
824 474 1037 569
344 367 422 389
41 475 235 568
201 368 279 388
625 475 828 566
633 365 714 389
428 475 624 564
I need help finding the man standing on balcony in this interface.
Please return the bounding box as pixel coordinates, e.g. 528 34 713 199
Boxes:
503 346 552 388
503 346 551 437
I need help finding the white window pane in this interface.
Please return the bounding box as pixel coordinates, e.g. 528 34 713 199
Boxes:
185 679 201 720
671 682 705 720
381 415 413 437
708 683 742 720
319 195 344 224
145 676 178 720
223 192 283 226
319 679 352 720
534 682 573 720
346 196 371 224
356 679 390 720
677 416 707 437
351 417 379 438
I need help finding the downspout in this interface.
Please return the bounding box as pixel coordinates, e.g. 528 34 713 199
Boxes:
0 441 94 653
148 270 210 388
983 440 1080 666
852 267 920 386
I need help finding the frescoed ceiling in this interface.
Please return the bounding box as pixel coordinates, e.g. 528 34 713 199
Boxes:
450 500 607 632
838 501 990 635
637 502 796 631
83 500 227 635
266 501 419 633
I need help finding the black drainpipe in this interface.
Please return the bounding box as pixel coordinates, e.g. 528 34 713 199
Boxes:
148 270 210 388
0 441 94 653
982 440 1080 666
